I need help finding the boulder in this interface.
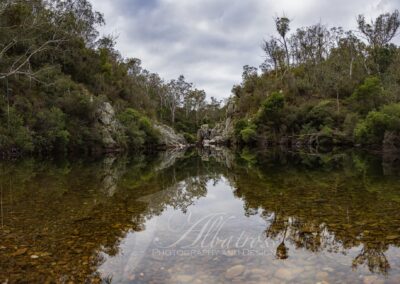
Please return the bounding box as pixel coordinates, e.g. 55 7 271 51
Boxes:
95 102 124 151
197 100 235 146
197 124 212 143
154 123 187 149
197 118 234 146
225 265 245 279
383 131 400 152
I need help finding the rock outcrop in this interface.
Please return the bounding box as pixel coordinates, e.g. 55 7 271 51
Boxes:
154 123 187 149
383 131 400 152
95 102 187 150
382 131 400 175
197 100 235 146
95 102 124 151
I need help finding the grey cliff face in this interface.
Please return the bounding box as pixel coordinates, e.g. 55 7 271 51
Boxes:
197 100 235 146
95 102 124 150
154 123 187 149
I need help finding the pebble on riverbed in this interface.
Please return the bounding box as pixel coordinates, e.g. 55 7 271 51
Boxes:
274 267 304 281
363 275 385 284
225 265 245 279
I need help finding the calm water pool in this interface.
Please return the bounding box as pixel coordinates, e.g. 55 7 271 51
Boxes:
1 148 400 283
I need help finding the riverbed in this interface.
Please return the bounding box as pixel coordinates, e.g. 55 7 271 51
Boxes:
1 148 400 283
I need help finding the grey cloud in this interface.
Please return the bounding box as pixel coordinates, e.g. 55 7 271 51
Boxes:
91 0 400 100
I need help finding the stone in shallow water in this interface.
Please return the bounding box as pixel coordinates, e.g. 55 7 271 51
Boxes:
225 265 245 279
175 274 194 283
322 267 334 272
316 271 329 280
249 268 268 277
386 235 400 240
274 267 304 281
11 248 27 256
363 275 384 284
150 253 164 261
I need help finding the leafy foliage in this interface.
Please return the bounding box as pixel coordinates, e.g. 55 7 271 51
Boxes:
355 103 400 145
0 0 223 155
231 10 400 149
117 108 160 149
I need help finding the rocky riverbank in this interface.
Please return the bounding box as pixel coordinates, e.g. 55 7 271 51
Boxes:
95 102 187 152
197 101 235 146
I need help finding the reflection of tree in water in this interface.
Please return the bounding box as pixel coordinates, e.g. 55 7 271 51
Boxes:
0 150 221 283
136 175 208 214
232 149 400 275
353 244 390 274
1 148 399 281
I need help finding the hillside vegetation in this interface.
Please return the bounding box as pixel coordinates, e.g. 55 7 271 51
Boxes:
0 0 223 156
231 10 400 151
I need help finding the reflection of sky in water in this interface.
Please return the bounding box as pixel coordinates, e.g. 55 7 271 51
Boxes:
2 149 400 283
98 175 400 283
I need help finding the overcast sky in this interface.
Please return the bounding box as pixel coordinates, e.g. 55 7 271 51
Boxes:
90 0 399 100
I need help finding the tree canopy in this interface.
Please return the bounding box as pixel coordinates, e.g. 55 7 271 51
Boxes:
231 10 400 149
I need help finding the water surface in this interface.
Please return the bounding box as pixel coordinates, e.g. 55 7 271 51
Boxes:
1 148 400 283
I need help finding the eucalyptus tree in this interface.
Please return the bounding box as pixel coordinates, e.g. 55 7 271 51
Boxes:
0 0 105 82
289 24 331 66
275 16 291 67
357 10 400 73
0 0 60 81
191 89 206 126
166 75 192 124
261 38 286 75
357 10 400 48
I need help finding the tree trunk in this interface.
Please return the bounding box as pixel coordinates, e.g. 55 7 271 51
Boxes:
283 39 290 67
336 88 340 114
349 57 354 78
171 107 175 124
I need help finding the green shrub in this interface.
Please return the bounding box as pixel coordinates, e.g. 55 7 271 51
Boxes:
240 126 257 144
306 100 336 130
343 113 359 138
234 118 257 144
350 77 385 115
257 92 284 119
0 107 34 153
183 132 196 144
354 103 400 145
256 91 285 131
34 107 70 152
118 108 160 149
234 119 249 138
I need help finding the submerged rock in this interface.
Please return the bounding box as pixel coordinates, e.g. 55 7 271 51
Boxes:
175 275 194 283
363 275 384 284
274 267 304 281
225 265 245 279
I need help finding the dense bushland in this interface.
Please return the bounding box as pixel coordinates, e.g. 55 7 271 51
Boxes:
231 10 400 150
0 0 223 156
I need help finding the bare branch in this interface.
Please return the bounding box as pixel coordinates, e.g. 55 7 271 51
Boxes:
0 39 16 59
0 39 65 80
